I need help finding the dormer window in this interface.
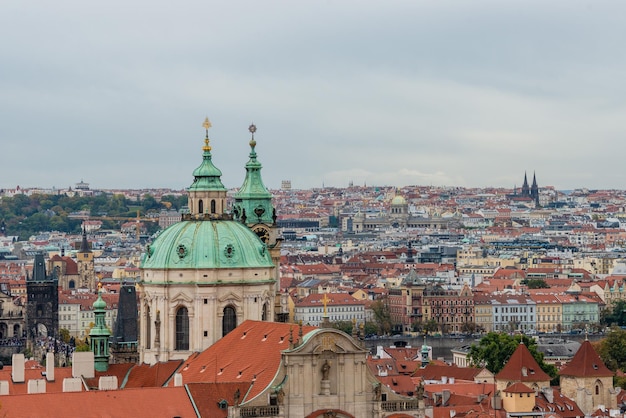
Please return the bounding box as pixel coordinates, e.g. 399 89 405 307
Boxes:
522 367 527 376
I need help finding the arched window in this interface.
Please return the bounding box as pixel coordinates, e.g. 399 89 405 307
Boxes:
13 324 20 338
596 384 600 395
146 306 151 350
69 280 75 289
262 303 268 321
211 199 216 214
223 306 237 336
175 307 189 350
198 200 204 214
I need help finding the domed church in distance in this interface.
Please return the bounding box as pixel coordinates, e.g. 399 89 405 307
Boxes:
139 119 280 364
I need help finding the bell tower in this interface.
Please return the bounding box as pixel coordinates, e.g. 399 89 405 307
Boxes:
186 117 228 218
76 227 95 291
232 124 281 262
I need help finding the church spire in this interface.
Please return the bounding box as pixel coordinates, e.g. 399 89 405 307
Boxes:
90 285 111 372
79 227 92 253
233 124 274 225
187 118 228 217
521 171 530 197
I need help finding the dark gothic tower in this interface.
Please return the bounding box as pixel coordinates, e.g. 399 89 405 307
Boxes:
26 253 59 343
110 284 139 364
521 172 530 197
531 172 539 206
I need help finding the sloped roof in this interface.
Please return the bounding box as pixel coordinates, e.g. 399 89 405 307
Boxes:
503 382 534 393
414 364 484 381
559 340 613 378
178 320 316 401
186 382 253 418
535 388 584 417
0 365 76 395
495 343 551 382
0 387 196 418
124 360 184 388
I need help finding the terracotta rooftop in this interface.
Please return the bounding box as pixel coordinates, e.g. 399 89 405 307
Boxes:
559 340 613 378
186 382 253 418
495 342 551 383
178 320 316 402
0 386 196 417
503 382 534 393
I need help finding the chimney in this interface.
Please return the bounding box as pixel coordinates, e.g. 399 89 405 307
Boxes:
442 389 451 406
45 353 55 382
541 387 553 403
27 379 46 394
11 354 24 383
0 381 8 395
62 377 83 392
376 345 385 358
174 373 183 387
492 392 502 409
98 376 118 391
72 352 95 379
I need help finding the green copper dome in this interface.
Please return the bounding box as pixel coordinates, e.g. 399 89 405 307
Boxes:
189 119 227 193
141 219 274 270
93 293 107 310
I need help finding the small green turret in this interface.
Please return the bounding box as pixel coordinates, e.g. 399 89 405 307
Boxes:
90 286 111 372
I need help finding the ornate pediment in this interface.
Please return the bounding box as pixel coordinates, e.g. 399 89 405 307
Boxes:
218 291 243 304
292 329 367 355
171 292 194 305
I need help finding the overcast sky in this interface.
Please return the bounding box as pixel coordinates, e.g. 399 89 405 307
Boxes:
2 1 626 191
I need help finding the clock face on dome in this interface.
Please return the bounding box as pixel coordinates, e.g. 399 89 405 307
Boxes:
253 227 270 244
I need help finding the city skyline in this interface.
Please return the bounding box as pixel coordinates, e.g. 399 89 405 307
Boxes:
3 1 626 191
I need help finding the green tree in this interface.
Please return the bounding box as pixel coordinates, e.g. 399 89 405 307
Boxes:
460 321 477 335
602 300 626 327
521 279 550 289
59 328 71 344
371 299 393 335
411 319 423 333
423 319 439 334
468 332 558 381
331 321 353 334
596 326 626 371
363 321 379 336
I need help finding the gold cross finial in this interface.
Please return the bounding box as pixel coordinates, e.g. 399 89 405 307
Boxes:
202 117 212 152
203 117 212 130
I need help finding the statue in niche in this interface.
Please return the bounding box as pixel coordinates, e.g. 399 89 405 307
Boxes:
416 382 424 399
321 360 331 380
373 383 382 401
154 310 161 348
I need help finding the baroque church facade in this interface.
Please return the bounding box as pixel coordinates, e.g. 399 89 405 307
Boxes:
138 120 282 364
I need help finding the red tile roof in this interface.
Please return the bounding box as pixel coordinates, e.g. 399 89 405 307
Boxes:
124 360 184 388
495 343 551 383
0 387 197 417
503 382 534 393
186 382 253 418
178 320 316 402
559 340 613 378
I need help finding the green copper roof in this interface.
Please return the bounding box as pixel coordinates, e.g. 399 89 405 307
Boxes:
189 126 227 192
234 135 272 200
141 219 274 270
233 126 274 225
93 292 107 310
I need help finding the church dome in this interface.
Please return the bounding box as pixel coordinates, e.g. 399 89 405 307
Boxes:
93 293 107 310
141 219 274 270
391 195 407 206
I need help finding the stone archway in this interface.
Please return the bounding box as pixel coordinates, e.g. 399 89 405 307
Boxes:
305 410 355 418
